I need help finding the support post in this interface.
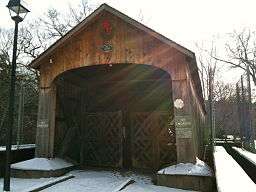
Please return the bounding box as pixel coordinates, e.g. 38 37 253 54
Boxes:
35 85 56 158
4 18 19 192
17 81 25 146
172 80 196 163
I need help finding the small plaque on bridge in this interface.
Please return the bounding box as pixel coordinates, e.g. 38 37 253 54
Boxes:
175 116 192 138
37 120 49 128
175 116 192 128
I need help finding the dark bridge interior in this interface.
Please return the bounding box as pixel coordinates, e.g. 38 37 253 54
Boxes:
54 64 177 171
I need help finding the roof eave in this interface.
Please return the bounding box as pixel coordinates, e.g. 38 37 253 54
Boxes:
29 3 194 69
30 4 109 69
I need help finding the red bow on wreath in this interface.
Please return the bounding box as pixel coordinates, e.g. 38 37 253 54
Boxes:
102 20 112 34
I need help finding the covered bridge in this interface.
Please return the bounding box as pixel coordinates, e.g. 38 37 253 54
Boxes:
30 4 206 171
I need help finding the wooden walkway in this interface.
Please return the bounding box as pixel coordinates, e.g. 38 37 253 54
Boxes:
214 146 256 192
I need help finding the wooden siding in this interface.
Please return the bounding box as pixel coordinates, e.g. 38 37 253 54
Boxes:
39 11 187 88
35 9 206 163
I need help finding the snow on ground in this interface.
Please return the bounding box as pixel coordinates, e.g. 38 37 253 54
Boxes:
214 146 256 192
0 169 195 192
122 183 195 192
40 170 152 192
0 177 53 192
22 174 74 192
233 147 256 166
41 170 195 192
0 144 35 151
11 158 74 171
158 157 212 176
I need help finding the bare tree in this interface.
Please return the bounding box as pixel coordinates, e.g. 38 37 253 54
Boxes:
0 0 95 144
38 0 93 42
211 29 256 86
0 28 13 66
196 42 240 138
196 42 220 100
214 81 236 101
13 0 94 83
68 0 93 26
214 83 239 137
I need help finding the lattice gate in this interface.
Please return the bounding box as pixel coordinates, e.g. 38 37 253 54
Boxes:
55 81 176 169
131 112 176 170
80 111 123 167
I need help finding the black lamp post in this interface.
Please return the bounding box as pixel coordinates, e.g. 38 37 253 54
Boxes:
4 1 29 191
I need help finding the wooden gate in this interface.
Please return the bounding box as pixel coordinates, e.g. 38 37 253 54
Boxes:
55 77 176 170
131 112 176 170
81 111 123 167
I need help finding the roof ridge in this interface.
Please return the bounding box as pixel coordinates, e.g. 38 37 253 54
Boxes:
30 3 194 69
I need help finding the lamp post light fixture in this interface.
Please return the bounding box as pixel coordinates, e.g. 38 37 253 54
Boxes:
7 0 30 22
4 1 29 191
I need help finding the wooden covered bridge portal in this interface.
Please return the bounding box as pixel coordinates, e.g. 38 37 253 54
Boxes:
30 4 206 171
54 64 175 170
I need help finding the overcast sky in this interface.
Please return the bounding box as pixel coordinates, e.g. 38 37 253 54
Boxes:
1 0 256 82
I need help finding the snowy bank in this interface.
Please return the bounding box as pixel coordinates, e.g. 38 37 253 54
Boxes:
40 170 196 192
158 157 212 176
11 158 74 171
0 169 196 192
157 158 213 191
233 147 256 166
214 146 256 192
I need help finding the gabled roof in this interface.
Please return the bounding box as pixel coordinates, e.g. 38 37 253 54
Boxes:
30 3 195 69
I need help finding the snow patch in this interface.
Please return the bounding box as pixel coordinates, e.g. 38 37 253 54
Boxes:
21 174 74 192
112 178 135 192
40 170 153 192
0 169 195 192
233 147 256 166
122 183 196 192
157 157 212 176
11 158 74 171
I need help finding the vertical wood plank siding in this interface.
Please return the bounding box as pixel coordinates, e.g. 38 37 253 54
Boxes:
35 10 205 163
